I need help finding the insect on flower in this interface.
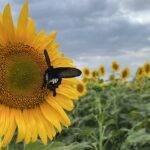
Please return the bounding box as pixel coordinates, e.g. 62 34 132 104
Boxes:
43 50 82 96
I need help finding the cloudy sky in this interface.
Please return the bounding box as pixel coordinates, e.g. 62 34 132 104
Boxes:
0 0 150 75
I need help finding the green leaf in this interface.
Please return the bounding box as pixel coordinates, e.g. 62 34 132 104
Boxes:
25 141 46 150
125 129 150 145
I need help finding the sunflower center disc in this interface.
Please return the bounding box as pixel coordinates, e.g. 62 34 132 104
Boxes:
0 43 48 109
7 57 40 93
77 84 84 93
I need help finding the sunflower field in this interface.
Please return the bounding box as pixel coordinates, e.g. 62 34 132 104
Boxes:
0 1 150 150
21 62 150 150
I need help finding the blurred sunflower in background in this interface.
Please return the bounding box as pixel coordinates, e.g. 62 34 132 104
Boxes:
82 77 88 83
136 67 145 80
0 1 81 147
109 74 115 81
98 65 106 76
143 63 150 76
121 67 130 80
76 81 87 96
82 67 91 79
91 70 99 80
111 61 120 72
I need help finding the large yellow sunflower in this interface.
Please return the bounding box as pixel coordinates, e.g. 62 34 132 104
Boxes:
0 2 81 147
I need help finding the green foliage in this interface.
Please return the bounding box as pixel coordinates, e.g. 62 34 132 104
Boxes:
25 141 91 150
54 78 150 150
24 78 150 150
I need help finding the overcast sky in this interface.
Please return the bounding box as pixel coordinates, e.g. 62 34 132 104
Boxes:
0 0 150 75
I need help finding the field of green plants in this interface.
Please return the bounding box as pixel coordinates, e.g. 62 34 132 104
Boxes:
10 63 150 150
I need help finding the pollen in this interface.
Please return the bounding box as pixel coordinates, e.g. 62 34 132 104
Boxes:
0 43 48 109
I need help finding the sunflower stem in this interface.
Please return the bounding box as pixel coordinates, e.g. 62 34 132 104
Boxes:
96 96 104 150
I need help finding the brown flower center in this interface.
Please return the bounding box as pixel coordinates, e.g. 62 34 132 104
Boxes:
112 63 119 71
77 83 84 93
0 43 48 109
84 69 90 75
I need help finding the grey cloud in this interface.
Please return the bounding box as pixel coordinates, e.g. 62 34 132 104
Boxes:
2 0 150 69
121 0 150 11
27 1 150 57
58 17 150 58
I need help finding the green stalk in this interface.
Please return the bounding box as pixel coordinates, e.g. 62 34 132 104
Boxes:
96 97 104 150
8 141 25 150
99 122 103 150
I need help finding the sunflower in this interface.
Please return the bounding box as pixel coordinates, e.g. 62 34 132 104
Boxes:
136 67 145 79
0 2 81 147
109 74 115 81
143 63 150 76
76 81 87 96
98 65 106 76
111 61 120 72
91 70 99 79
82 67 91 78
82 77 88 83
121 67 130 80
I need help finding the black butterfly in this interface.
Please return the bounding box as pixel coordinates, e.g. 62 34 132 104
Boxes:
43 50 82 97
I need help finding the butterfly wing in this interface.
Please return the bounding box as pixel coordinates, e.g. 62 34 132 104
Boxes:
54 67 82 78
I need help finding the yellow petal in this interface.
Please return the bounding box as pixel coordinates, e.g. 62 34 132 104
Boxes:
26 18 36 44
52 57 73 67
57 85 79 100
45 122 56 139
0 21 6 44
0 109 16 147
17 1 28 41
28 109 38 142
39 31 57 51
12 109 26 143
62 78 80 86
37 109 56 140
27 18 36 34
0 106 10 136
35 34 47 50
39 119 53 140
46 47 61 62
47 42 60 52
3 4 15 42
40 103 62 132
46 97 71 127
31 30 46 48
22 109 32 144
0 13 2 22
0 105 4 112
54 95 74 111
0 13 7 45
32 108 47 145
46 42 62 61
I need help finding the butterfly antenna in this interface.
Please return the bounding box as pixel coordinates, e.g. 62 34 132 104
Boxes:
44 50 51 67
